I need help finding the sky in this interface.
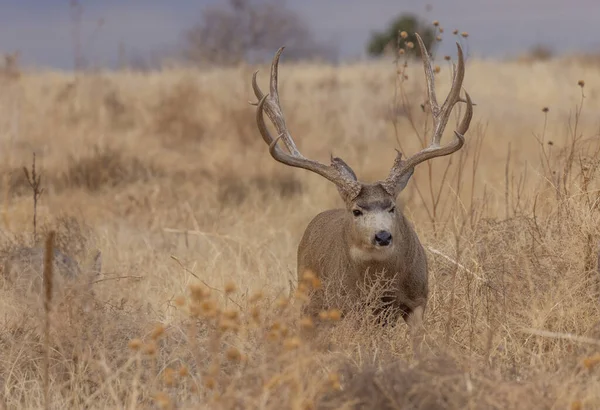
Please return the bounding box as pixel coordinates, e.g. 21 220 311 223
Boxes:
0 0 598 70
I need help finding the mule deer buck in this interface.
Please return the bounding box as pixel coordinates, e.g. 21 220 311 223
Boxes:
250 34 473 347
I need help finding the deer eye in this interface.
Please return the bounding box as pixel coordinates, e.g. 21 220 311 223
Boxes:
389 207 396 213
352 209 363 217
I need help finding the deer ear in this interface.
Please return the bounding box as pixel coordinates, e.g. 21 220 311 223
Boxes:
330 155 361 202
394 167 414 192
330 155 357 181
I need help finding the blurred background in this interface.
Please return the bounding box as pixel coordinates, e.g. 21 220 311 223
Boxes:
1 0 599 70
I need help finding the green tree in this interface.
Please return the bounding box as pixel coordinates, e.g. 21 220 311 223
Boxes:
367 14 436 58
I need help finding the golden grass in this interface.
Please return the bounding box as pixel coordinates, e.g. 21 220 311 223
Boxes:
0 55 599 409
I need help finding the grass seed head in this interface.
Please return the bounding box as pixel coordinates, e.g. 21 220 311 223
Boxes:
461 31 469 38
297 282 309 294
578 80 585 88
276 296 289 309
143 341 158 356
283 337 301 350
189 302 201 318
218 318 239 333
267 329 280 342
300 316 314 329
406 42 414 49
222 309 239 321
200 300 218 318
152 392 172 409
174 295 186 307
204 376 216 390
328 372 342 390
163 368 176 387
151 323 165 340
190 283 210 301
542 107 549 113
453 29 459 35
128 338 143 351
301 270 322 289
226 347 242 362
582 353 600 369
302 270 317 282
250 305 261 321
264 375 281 390
224 281 237 294
398 49 405 55
400 31 408 39
327 309 342 321
248 290 264 303
302 400 315 410
433 20 439 27
295 290 310 302
436 35 442 42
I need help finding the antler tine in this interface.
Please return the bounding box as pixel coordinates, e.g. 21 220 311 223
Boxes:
436 41 466 144
415 33 439 117
381 34 473 197
456 91 473 136
416 33 466 147
251 47 362 200
254 47 302 157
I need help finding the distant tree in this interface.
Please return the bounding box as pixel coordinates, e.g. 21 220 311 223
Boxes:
183 0 336 66
367 14 436 58
528 44 553 61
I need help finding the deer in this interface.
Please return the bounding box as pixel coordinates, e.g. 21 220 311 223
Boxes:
250 33 473 351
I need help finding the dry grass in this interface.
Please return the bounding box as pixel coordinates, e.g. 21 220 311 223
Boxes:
1 53 600 409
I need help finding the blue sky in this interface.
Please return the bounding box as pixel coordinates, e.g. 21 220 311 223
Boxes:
0 0 598 69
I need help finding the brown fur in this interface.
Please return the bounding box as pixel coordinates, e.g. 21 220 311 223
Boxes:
297 183 428 325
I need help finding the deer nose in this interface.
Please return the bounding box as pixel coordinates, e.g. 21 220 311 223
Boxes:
374 230 392 246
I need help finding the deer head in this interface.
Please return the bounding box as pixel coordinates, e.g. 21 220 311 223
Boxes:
250 34 473 256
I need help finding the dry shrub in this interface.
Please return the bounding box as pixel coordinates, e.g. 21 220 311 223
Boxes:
79 277 338 409
58 145 162 192
0 216 92 258
152 76 207 147
219 103 263 147
217 173 303 206
38 215 93 259
0 51 21 83
318 354 551 410
0 293 150 408
151 73 263 149
0 165 32 197
103 88 135 130
51 75 134 129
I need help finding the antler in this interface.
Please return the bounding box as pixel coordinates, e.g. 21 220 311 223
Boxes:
251 47 362 201
381 33 474 197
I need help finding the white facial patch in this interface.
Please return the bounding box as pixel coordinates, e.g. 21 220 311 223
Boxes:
350 210 396 262
350 245 394 262
362 212 394 233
